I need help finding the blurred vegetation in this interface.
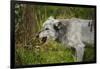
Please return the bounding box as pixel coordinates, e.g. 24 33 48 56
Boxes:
15 3 95 66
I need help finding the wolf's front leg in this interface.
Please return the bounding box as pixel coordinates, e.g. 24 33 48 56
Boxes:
75 44 85 62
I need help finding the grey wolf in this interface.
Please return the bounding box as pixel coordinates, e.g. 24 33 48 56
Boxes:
38 16 94 62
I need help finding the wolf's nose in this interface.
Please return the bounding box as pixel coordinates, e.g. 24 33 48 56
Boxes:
36 32 41 38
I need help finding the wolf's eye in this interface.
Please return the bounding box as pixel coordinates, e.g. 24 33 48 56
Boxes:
45 28 49 30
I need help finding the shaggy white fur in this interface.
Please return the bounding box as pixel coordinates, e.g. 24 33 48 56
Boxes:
39 16 94 62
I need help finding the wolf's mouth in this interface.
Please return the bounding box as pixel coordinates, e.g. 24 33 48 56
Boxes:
41 37 47 43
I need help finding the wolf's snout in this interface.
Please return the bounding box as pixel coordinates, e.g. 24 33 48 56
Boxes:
36 31 41 38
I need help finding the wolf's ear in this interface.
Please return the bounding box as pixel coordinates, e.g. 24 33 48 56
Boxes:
53 24 59 31
53 21 62 31
58 21 62 27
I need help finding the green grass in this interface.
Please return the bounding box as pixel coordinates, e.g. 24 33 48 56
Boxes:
15 40 95 66
83 42 95 62
15 40 74 65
